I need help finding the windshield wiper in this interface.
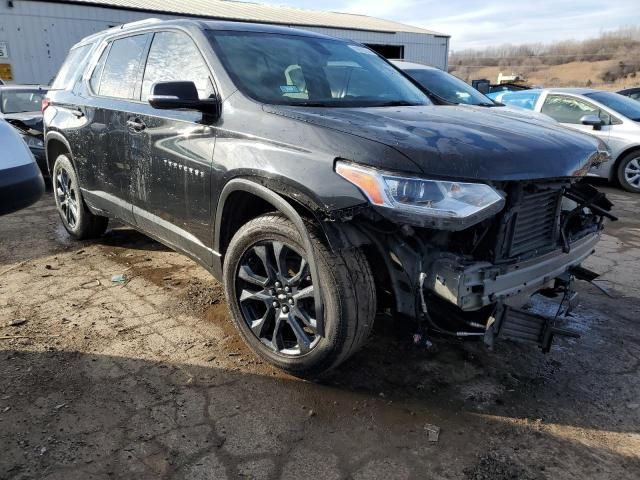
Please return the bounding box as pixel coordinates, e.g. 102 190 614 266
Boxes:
291 101 337 107
375 100 418 107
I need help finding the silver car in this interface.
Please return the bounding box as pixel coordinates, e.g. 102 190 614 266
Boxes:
392 60 555 125
492 88 640 193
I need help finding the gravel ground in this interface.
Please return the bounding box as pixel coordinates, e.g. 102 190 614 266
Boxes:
0 183 639 480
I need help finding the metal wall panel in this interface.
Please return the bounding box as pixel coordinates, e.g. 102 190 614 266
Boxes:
0 0 448 84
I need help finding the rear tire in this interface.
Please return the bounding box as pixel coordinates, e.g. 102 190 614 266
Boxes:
223 213 376 377
616 151 640 193
53 154 108 239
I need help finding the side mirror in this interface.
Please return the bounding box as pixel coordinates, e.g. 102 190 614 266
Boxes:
148 81 221 121
580 114 603 131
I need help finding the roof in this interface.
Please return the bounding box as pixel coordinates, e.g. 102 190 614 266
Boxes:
51 0 446 36
391 60 437 70
545 88 599 95
76 18 345 47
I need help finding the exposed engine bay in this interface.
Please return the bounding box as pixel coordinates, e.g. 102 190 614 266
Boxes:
329 178 616 352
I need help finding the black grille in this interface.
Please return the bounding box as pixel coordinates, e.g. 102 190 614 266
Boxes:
508 187 562 257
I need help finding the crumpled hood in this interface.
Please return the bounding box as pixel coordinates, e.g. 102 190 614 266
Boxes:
2 111 43 136
266 104 601 181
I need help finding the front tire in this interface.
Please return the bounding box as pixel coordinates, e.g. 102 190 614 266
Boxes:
53 154 108 239
223 213 376 376
617 152 640 193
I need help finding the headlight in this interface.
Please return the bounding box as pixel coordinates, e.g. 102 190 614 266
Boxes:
335 161 505 230
20 133 44 149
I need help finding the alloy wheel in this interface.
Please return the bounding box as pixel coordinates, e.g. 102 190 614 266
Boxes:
624 157 640 189
235 240 319 356
56 167 79 228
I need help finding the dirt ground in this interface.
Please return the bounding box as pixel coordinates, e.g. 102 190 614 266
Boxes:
1 182 639 480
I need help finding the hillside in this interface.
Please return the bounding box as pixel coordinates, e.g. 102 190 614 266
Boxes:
450 27 640 90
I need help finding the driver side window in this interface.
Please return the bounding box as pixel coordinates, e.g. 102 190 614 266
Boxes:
541 94 606 124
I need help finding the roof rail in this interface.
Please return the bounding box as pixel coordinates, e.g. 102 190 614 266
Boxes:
118 18 163 30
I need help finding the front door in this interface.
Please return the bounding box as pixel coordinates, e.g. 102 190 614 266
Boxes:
539 93 611 142
127 30 218 266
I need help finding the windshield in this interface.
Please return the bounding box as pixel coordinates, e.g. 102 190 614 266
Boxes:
0 89 45 114
585 91 640 121
404 68 494 106
206 31 431 108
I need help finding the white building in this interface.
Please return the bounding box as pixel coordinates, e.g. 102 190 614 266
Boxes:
0 0 449 84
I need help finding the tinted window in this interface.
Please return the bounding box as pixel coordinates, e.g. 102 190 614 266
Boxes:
0 89 46 113
207 31 430 107
404 68 493 106
585 91 640 121
141 31 213 101
541 95 605 124
52 44 92 90
97 34 149 99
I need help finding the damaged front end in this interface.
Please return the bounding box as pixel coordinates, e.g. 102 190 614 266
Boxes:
329 173 616 352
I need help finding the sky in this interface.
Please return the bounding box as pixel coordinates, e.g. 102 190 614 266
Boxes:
259 0 640 51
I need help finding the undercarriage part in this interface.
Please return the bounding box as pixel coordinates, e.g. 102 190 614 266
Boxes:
569 265 600 282
485 270 590 352
486 304 580 353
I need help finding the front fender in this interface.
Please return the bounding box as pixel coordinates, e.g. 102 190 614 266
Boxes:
214 178 326 335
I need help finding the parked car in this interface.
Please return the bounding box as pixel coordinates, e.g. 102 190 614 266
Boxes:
0 85 48 179
44 19 613 376
489 88 640 193
392 61 554 124
0 119 45 215
618 87 640 102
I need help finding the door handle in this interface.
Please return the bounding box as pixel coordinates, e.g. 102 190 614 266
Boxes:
71 108 84 118
126 118 146 132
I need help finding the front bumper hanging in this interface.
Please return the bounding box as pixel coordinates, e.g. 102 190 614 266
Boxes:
422 233 600 311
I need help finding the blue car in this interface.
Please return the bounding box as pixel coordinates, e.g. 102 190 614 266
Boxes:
486 89 543 111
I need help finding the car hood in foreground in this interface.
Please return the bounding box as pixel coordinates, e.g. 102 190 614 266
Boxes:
266 104 600 181
462 104 556 125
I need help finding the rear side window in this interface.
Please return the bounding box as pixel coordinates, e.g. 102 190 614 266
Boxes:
500 91 541 110
90 46 109 93
141 31 213 101
52 44 92 90
94 34 149 99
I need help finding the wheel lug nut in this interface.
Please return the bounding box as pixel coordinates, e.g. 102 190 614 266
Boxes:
288 298 294 305
275 281 281 288
284 286 290 293
282 306 289 313
269 289 275 296
272 301 279 308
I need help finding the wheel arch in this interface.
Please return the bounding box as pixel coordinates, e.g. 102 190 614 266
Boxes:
45 133 74 176
611 144 640 181
214 178 327 335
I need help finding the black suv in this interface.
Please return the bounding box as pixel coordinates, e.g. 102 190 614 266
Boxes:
44 19 614 375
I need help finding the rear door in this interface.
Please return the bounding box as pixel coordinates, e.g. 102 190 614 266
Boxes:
81 33 151 224
127 30 217 265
